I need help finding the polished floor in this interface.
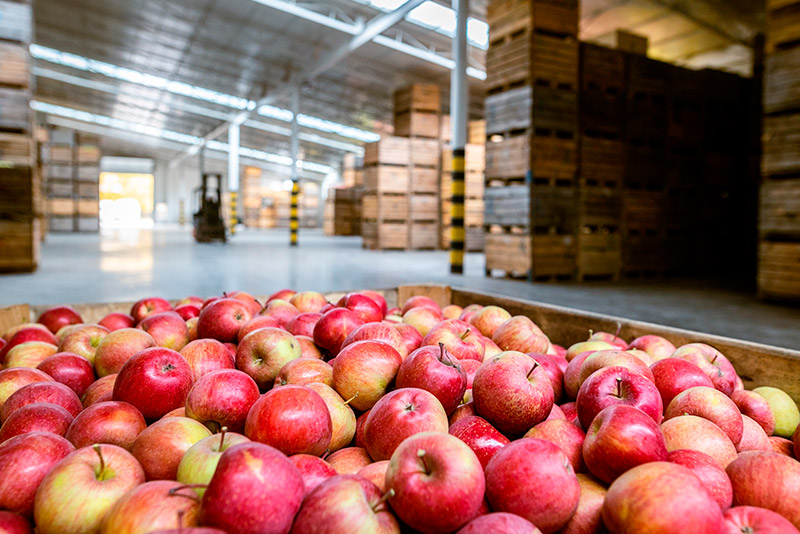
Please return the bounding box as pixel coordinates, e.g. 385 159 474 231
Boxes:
2 227 799 350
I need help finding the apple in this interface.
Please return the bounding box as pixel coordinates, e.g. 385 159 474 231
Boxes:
98 313 135 332
545 403 566 421
668 449 733 510
0 432 74 516
770 436 795 457
0 328 57 364
289 453 337 497
558 473 607 534
65 400 146 450
235 327 301 391
561 401 579 424
491 316 549 354
526 353 564 402
176 296 204 308
331 340 402 412
469 306 511 339
237 315 282 342
731 390 776 437
661 415 737 468
472 351 554 435
576 365 663 429
274 358 332 387
364 388 448 461
396 344 467 415
752 387 800 438
289 291 328 314
137 311 189 351
313 308 364 356
393 322 423 356
602 462 725 533
131 416 211 480
303 382 354 452
401 295 441 315
186 317 199 341
671 343 738 395
449 415 510 469
224 290 262 316
0 511 31 534
33 444 145 534
456 512 540 534
738 415 772 452
185 369 260 433
36 353 95 397
201 442 304 534
354 410 370 448
259 299 300 328
726 451 800 528
3 323 50 343
442 304 463 320
422 319 485 361
326 447 372 474
174 305 201 321
55 324 85 343
341 322 408 359
460 358 481 389
796 426 800 458
628 334 676 360
37 306 83 334
100 480 202 533
650 358 715 408
112 347 194 421
0 402 74 443
197 298 252 343
244 384 332 456
524 418 586 473
626 348 653 365
356 460 390 492
286 313 322 337
179 339 235 382
485 438 580 533
267 288 297 303
130 297 172 324
4 341 58 369
176 430 251 497
725 506 800 533
401 306 442 336
359 290 388 317
588 330 629 350
577 350 655 388
295 335 324 359
58 325 109 366
82 374 116 407
565 341 615 361
665 386 743 446
94 328 157 378
564 351 595 400
481 336 502 359
1 381 82 423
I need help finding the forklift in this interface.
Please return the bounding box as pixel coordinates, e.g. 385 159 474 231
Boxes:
192 172 227 243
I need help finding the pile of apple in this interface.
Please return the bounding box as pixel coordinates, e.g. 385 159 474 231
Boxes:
0 289 799 534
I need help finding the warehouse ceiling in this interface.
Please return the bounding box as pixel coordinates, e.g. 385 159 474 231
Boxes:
32 0 764 177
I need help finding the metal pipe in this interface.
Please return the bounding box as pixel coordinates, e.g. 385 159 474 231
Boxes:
449 0 468 275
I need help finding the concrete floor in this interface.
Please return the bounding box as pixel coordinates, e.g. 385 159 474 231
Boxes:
2 227 799 350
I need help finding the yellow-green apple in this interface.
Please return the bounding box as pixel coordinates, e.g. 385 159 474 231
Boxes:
576 365 663 429
401 296 441 315
286 312 322 337
491 316 550 354
360 290 387 317
565 340 615 361
626 348 653 365
235 327 301 391
581 404 667 484
55 324 85 343
58 325 109 366
342 322 408 359
0 432 74 516
578 350 655 388
33 444 145 534
244 384 331 456
37 306 83 334
386 431 484 533
197 298 252 343
173 305 200 321
289 453 337 497
738 415 772 452
472 351 554 435
752 387 800 438
564 351 595 399
94 328 157 378
393 323 423 355
179 339 235 382
290 291 328 313
526 353 564 401
671 343 737 395
723 506 800 534
98 313 134 332
364 388 448 461
82 374 116 407
485 438 580 533
1 381 82 423
726 451 800 528
731 390 775 436
274 358 332 387
137 312 189 351
422 319 485 361
305 382 356 452
331 340 402 412
337 293 383 323
176 430 250 497
449 415 510 469
259 299 299 328
356 460 389 492
650 358 714 408
3 323 50 342
524 418 586 473
326 447 372 474
770 436 795 457
201 442 304 534
185 369 260 433
661 415 737 468
36 353 95 397
442 304 463 320
588 330 629 350
558 474 607 534
457 512 540 534
100 480 202 534
668 449 732 509
0 368 51 413
161 407 185 418
130 416 211 480
665 386 743 446
224 290 262 316
292 475 400 534
313 308 365 356
602 462 724 533
4 341 58 369
236 315 282 343
296 335 324 359
0 511 31 534
0 327 57 364
401 307 442 336
396 345 467 415
469 306 511 338
267 288 297 303
130 297 172 324
0 402 73 443
458 304 483 324
628 334 676 360
65 400 146 450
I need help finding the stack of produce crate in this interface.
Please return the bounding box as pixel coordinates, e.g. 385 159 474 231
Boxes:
759 0 800 300
241 166 262 228
341 153 364 188
324 186 363 236
484 0 579 279
440 120 485 251
0 0 39 272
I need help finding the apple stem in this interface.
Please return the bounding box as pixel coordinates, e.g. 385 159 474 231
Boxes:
710 354 718 364
343 392 359 405
460 329 471 341
588 329 594 338
616 377 622 398
93 444 105 479
219 426 228 450
614 322 622 342
168 484 206 502
372 488 396 512
438 343 455 366
526 362 539 378
417 449 431 475
321 449 331 460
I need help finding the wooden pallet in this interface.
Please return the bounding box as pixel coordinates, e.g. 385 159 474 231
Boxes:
763 113 800 177
760 178 800 238
765 46 800 114
759 239 800 300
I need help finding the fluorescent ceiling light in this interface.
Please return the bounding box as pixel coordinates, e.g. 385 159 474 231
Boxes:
31 101 334 175
30 44 380 144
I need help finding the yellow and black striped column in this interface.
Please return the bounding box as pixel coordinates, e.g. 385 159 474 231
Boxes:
229 191 238 235
290 180 299 246
450 148 465 274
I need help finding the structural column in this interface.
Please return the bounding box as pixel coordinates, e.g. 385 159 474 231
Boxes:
450 0 469 274
290 88 300 246
228 124 240 235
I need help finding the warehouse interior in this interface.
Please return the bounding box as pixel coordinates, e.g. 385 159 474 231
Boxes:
1 0 799 348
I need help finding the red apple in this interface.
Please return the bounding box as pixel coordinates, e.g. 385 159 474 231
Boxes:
0 328 57 364
98 313 135 332
449 415 510 469
401 306 442 336
1 381 82 423
58 325 109 366
576 366 663 429
564 351 595 400
491 316 549 354
177 296 204 308
588 330 629 350
36 353 95 397
197 298 252 343
393 322 423 356
668 449 733 510
469 306 511 338
442 304 463 320
561 401 579 424
662 415 738 468
545 403 566 421
289 453 337 497
295 335 323 359
456 512 540 534
112 347 194 421
65 400 146 450
274 358 332 387
179 339 235 382
130 297 172 324
101 480 202 533
723 506 800 534
671 343 738 395
37 306 83 334
485 438 580 533
401 295 441 315
314 308 365 356
364 388 448 461
628 334 676 360
460 358 481 389
726 451 800 528
137 311 189 351
770 436 795 457
396 344 467 415
342 322 408 359
4 341 58 369
732 390 776 437
359 290 388 317
578 350 655 388
457 304 482 324
286 313 322 338
82 374 116 407
305 382 356 452
2 323 49 342
130 416 211 480
326 447 372 474
94 328 157 378
237 315 282 342
235 327 301 391
449 401 477 425
526 353 564 402
0 511 31 534
559 474 607 534
174 305 201 321
267 288 297 303
356 460 389 492
0 402 73 443
289 291 328 314
650 358 715 408
176 430 251 497
331 340 402 412
739 415 772 452
422 319 485 361
185 369 260 433
224 291 262 316
524 418 586 473
665 386 743 446
259 299 300 328
354 410 370 448
186 317 199 341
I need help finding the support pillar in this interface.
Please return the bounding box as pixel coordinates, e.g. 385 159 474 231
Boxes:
290 88 300 246
450 0 469 274
228 124 240 235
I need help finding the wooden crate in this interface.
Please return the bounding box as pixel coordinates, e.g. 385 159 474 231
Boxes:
622 190 666 231
362 220 408 250
409 194 438 221
440 225 485 252
485 232 532 277
394 84 440 114
0 42 29 88
485 231 576 280
484 184 576 231
394 111 440 139
0 218 39 273
46 197 73 217
362 193 408 221
622 231 667 277
409 221 438 249
760 178 800 238
763 113 800 177
47 145 74 164
766 2 800 53
76 198 99 217
364 137 409 167
409 167 439 194
578 229 621 280
485 86 531 135
764 47 800 114
486 133 530 180
616 30 648 55
532 86 578 134
579 136 624 186
530 134 577 184
364 165 408 194
625 144 666 189
469 120 486 144
0 1 32 43
77 145 101 164
0 166 34 218
44 164 72 180
442 144 486 174
759 240 800 300
578 186 621 229
441 170 484 200
76 181 99 199
0 87 30 132
0 132 32 166
488 0 578 39
410 138 440 167
580 43 625 138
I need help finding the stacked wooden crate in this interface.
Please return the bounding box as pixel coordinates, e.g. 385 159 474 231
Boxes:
341 153 363 188
0 0 39 272
484 0 579 279
241 166 262 228
759 0 800 300
324 187 363 236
